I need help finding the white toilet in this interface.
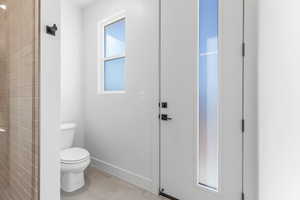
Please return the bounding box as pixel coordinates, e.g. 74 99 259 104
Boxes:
60 123 91 192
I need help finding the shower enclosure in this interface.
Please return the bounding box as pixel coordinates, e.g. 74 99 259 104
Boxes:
0 0 39 199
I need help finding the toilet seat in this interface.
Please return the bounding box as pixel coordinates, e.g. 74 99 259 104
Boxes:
60 147 90 164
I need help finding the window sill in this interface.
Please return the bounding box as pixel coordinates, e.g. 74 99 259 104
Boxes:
98 90 126 95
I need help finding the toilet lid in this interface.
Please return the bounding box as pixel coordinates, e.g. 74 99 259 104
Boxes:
60 148 90 164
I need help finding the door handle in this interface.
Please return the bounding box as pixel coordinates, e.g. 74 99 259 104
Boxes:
160 114 172 121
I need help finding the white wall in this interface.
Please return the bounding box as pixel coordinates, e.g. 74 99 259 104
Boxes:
61 0 84 147
83 0 159 192
40 0 61 199
244 0 258 199
258 1 300 200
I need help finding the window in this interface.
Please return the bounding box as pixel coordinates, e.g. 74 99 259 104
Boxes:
198 0 219 191
99 14 126 93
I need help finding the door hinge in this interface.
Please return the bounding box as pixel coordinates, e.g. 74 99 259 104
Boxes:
241 192 245 200
242 42 246 57
242 119 245 133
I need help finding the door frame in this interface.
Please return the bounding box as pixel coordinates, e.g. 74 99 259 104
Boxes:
39 0 257 198
40 0 61 199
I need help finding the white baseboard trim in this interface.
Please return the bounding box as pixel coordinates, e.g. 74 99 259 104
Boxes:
91 157 154 193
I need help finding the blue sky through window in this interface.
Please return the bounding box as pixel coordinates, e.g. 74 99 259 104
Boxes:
105 19 125 57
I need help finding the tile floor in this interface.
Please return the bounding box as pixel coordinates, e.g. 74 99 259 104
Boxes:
61 167 167 200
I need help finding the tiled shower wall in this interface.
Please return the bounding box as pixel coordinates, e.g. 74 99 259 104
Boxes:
0 0 40 199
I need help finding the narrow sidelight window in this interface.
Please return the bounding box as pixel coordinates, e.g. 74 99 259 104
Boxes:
198 0 219 190
99 15 126 92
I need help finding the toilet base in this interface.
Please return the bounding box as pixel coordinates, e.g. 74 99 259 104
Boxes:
61 172 85 192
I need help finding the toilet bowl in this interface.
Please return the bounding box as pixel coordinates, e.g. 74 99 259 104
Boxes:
60 147 90 192
60 123 91 192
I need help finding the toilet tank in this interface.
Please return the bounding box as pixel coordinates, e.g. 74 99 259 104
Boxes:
60 123 76 150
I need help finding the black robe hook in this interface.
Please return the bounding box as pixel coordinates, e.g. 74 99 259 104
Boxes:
46 24 58 36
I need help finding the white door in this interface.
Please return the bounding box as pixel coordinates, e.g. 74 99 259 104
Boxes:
160 0 244 199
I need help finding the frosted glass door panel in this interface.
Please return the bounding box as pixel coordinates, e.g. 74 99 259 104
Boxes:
198 0 219 190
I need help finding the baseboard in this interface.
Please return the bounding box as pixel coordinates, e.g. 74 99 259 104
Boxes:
91 157 154 193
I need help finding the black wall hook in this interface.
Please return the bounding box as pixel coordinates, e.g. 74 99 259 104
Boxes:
46 24 58 36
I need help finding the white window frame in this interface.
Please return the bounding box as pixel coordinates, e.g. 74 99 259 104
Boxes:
97 11 126 94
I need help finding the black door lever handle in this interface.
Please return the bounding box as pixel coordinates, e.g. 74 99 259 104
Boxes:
160 114 172 121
